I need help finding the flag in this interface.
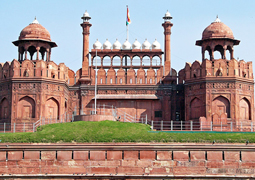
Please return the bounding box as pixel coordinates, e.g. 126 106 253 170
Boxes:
126 6 131 26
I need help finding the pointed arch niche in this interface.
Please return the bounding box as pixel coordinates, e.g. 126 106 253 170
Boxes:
0 98 9 120
45 97 59 119
212 96 230 118
239 98 251 120
17 96 35 119
190 97 204 120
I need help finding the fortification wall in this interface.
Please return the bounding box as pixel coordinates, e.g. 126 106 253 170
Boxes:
0 143 254 179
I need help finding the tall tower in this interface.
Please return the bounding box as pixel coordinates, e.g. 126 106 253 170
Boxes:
162 11 173 77
80 11 92 84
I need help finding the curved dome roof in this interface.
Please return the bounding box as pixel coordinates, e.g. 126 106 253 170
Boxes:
103 39 112 49
132 39 141 49
142 39 151 49
152 39 160 49
122 39 131 50
202 17 234 40
113 39 121 49
19 18 51 41
93 39 102 49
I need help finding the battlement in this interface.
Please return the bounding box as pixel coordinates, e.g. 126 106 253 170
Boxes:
181 58 253 82
0 59 77 86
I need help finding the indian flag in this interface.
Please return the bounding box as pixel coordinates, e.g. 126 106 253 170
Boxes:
126 6 131 26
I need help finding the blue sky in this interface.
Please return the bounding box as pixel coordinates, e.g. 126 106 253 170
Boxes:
0 0 255 72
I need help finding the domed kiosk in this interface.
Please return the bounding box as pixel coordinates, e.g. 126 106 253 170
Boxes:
196 16 240 60
13 18 57 61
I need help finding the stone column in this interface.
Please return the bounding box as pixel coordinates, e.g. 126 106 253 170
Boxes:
162 21 173 76
80 22 92 83
36 47 40 60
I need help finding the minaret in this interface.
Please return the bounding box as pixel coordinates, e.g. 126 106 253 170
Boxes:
162 10 173 76
80 11 92 84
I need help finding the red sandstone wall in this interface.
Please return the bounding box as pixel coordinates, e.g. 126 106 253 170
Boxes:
0 143 254 179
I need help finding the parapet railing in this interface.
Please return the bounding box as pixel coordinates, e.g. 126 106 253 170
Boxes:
151 120 255 132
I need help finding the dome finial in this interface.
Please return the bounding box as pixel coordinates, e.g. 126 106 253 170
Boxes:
214 15 221 23
31 16 39 24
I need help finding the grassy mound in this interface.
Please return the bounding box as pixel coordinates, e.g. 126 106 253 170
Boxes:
0 121 254 143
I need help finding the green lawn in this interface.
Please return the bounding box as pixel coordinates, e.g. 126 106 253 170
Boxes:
0 120 254 143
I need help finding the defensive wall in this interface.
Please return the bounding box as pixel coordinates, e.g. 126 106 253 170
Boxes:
0 143 255 179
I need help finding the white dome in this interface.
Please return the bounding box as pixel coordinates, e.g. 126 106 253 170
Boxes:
113 39 121 49
93 39 102 49
122 39 131 50
103 39 112 49
165 10 171 18
142 39 151 49
132 39 141 49
152 39 160 49
83 11 90 18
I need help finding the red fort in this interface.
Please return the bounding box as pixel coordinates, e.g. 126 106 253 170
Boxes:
0 11 253 129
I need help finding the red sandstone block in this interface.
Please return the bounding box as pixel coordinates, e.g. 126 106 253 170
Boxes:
90 151 105 160
6 160 17 167
177 161 205 167
62 160 85 167
21 167 40 174
41 151 56 160
242 151 255 162
121 160 136 166
140 151 155 160
206 168 227 174
224 161 239 168
107 151 122 160
173 167 206 175
43 160 54 166
124 151 138 160
173 151 189 161
73 151 88 160
225 151 239 161
24 151 39 160
235 168 254 174
17 160 40 167
117 167 144 175
190 151 205 161
59 167 87 174
89 167 116 174
41 167 58 174
8 151 23 160
136 160 153 167
7 167 22 174
0 161 6 166
90 160 120 167
240 162 255 168
207 151 222 161
148 167 172 174
153 160 176 167
157 151 172 160
0 168 7 173
206 161 224 168
0 151 6 161
57 151 72 160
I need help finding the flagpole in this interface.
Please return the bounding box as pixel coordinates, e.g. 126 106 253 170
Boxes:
126 5 128 41
94 50 97 115
127 25 128 41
